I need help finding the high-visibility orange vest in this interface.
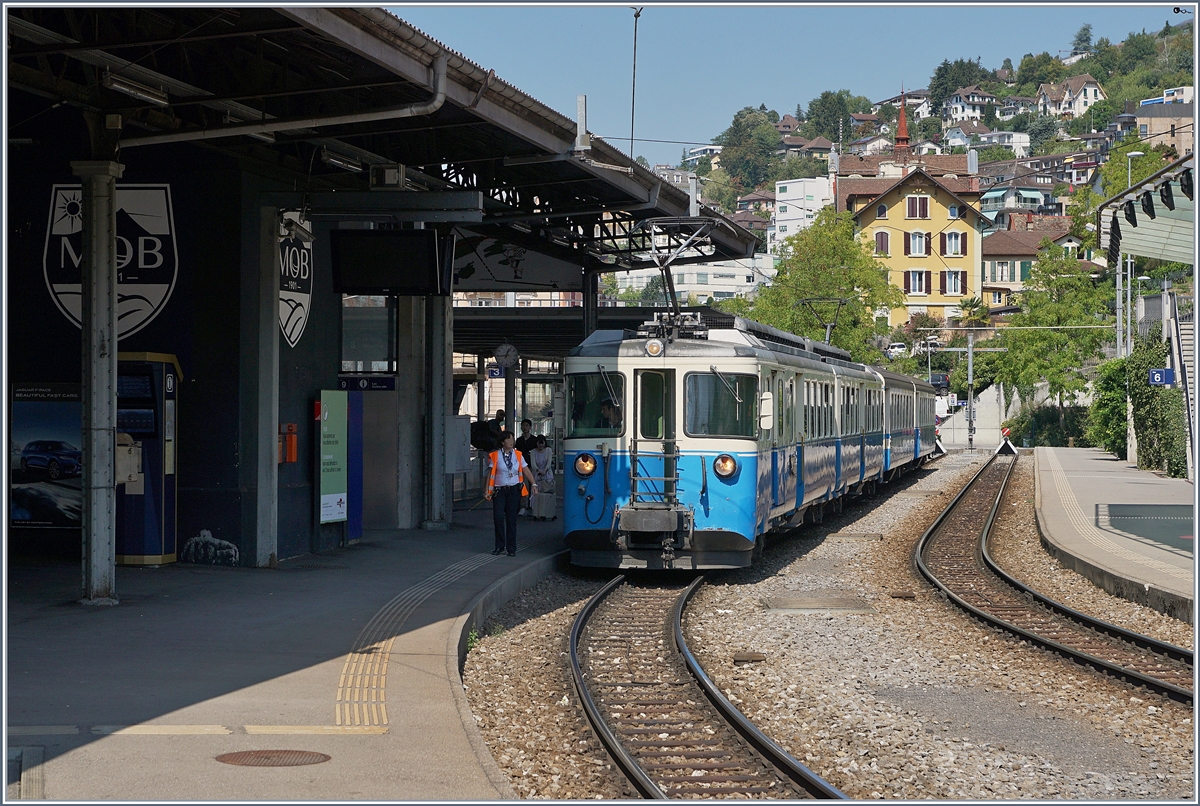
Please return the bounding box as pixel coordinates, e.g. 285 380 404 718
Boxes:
487 449 529 496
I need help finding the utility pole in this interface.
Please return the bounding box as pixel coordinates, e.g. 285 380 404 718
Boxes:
629 7 643 159
967 330 976 450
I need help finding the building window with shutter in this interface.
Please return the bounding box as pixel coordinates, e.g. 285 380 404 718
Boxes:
909 231 926 256
944 231 963 256
948 205 959 218
875 231 889 255
907 270 927 295
992 291 1004 304
905 195 929 219
944 270 963 295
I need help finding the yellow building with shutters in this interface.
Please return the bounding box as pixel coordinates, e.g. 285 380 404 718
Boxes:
845 168 985 328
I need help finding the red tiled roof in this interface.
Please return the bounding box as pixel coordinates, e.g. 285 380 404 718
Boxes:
836 153 969 177
738 189 776 202
804 136 834 149
838 169 981 217
781 135 809 147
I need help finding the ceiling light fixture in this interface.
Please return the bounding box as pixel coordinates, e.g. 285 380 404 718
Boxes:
224 113 275 143
1159 181 1176 211
321 148 363 173
102 72 169 106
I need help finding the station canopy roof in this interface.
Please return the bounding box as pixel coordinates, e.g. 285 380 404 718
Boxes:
6 7 757 290
1098 154 1194 266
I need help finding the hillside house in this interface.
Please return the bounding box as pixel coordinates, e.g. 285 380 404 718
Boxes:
873 89 934 121
736 189 776 214
944 121 991 149
944 85 997 124
977 130 1031 158
980 227 1088 305
847 133 892 155
775 114 801 134
998 96 1037 120
1037 74 1105 119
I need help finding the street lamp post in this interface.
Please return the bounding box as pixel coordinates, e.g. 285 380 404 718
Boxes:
1120 151 1144 357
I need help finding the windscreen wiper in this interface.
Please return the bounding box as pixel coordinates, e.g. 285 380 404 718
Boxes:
709 365 742 404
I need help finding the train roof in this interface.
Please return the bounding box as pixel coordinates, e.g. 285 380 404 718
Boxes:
869 365 938 394
568 311 855 366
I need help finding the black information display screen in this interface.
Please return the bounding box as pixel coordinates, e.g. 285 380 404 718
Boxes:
330 229 446 296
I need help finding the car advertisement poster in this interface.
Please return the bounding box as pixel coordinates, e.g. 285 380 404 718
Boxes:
318 390 347 524
10 383 83 527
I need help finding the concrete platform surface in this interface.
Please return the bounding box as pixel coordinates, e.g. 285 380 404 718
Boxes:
1034 447 1195 624
5 502 570 800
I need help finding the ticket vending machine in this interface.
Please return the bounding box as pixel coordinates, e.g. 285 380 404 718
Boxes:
115 353 179 565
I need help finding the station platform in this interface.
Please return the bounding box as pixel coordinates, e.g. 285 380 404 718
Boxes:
6 501 570 800
1034 447 1195 625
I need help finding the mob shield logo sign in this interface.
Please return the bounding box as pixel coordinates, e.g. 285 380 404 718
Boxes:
43 184 178 339
278 212 312 347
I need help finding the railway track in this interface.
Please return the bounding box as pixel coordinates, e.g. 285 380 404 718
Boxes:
569 576 846 800
916 451 1194 703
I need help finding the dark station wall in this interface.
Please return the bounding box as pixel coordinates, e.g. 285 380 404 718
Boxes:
8 95 342 562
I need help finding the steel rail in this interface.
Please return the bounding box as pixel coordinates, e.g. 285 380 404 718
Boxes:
673 577 849 799
569 575 845 799
569 574 666 799
915 453 1193 703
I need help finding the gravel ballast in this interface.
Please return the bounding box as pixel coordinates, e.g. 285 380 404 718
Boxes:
463 451 1195 799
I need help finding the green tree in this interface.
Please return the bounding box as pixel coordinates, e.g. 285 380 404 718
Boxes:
976 144 1016 163
1016 52 1066 89
1027 115 1062 154
928 58 993 109
740 208 904 362
697 168 740 214
636 155 651 169
1071 23 1093 54
1085 357 1127 459
914 116 943 141
1097 141 1176 198
1001 57 1014 73
798 90 871 143
714 107 781 190
994 244 1113 429
767 155 826 183
1126 324 1189 476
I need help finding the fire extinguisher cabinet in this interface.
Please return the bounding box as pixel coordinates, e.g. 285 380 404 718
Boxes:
115 352 180 565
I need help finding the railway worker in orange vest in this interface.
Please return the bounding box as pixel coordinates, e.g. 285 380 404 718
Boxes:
485 430 538 556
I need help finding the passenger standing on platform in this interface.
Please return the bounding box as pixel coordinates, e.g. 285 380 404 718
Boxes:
515 419 536 515
530 435 554 490
485 430 537 556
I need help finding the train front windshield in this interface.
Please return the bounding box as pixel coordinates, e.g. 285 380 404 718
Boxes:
567 372 625 437
685 373 758 437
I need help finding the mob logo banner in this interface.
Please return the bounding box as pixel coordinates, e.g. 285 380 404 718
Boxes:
43 184 178 339
278 212 313 348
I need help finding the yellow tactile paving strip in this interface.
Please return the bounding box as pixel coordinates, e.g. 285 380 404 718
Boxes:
334 552 499 726
1044 448 1192 581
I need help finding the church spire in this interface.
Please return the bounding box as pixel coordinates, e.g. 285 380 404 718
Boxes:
894 87 911 162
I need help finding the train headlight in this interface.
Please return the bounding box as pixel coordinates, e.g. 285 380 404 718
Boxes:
713 454 737 478
574 453 598 477
645 338 664 357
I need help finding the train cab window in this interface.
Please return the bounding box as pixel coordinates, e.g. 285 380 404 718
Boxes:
684 372 757 437
566 371 625 437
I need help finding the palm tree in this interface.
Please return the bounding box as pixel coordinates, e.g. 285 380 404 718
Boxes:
957 295 990 329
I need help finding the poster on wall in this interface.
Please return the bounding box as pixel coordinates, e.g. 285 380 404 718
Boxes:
279 212 313 347
318 390 347 524
10 383 83 527
43 184 178 339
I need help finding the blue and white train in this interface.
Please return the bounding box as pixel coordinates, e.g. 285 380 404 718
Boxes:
563 312 939 570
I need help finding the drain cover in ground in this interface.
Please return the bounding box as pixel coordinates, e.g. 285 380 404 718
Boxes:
764 596 876 614
216 750 331 767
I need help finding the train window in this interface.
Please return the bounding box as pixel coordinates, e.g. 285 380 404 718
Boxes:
566 372 625 438
684 373 757 438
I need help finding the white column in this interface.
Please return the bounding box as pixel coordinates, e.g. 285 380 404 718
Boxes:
73 160 123 605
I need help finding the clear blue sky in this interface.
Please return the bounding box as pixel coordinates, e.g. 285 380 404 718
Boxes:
389 2 1185 166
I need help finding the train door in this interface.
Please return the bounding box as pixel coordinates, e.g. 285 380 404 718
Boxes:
770 371 783 507
631 369 676 506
